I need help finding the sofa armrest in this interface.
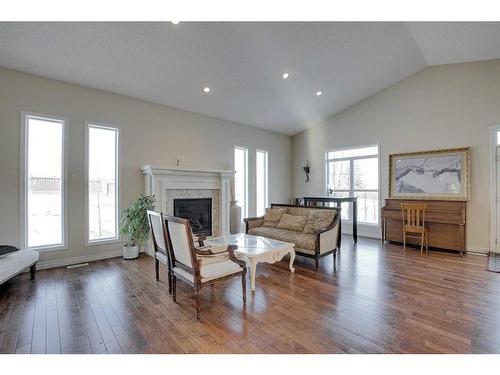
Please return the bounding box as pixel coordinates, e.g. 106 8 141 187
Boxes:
243 216 264 233
317 214 341 254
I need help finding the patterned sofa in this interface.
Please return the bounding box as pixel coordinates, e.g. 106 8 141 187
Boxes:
244 204 341 270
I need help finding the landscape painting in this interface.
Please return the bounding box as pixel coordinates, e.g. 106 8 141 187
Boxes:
389 148 471 200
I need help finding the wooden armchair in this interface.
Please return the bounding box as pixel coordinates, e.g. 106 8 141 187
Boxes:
163 215 247 321
401 203 429 253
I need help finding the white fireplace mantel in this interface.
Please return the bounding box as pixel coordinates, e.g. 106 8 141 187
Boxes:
141 165 234 236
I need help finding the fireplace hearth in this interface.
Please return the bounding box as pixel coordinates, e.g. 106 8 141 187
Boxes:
173 198 212 236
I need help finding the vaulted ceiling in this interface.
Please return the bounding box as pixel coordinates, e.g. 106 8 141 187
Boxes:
1 22 499 135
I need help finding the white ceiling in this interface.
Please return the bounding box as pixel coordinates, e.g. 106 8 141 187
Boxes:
0 22 499 135
407 22 500 65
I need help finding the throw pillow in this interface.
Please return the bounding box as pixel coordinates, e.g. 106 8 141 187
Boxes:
303 210 337 234
0 245 20 257
277 213 307 232
262 208 287 227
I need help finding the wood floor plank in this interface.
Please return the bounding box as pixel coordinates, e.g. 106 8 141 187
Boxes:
1 236 500 353
15 275 37 352
69 274 107 353
30 269 47 354
45 270 61 354
53 267 76 353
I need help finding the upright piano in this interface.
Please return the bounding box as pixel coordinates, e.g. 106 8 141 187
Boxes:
381 198 466 254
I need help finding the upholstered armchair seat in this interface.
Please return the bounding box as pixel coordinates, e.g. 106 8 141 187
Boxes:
174 256 242 282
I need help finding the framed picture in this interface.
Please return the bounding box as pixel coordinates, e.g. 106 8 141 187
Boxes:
389 147 471 201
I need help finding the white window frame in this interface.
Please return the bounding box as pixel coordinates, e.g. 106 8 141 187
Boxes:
20 111 69 251
256 149 269 216
325 144 380 226
85 122 121 246
234 146 248 220
489 125 500 253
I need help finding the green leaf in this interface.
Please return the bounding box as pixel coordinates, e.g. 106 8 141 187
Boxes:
119 194 156 246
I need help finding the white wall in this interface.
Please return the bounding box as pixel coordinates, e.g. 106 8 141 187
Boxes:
293 59 500 253
0 67 292 268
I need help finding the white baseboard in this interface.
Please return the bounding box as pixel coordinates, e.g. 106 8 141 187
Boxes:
341 226 490 255
466 246 489 255
341 223 382 240
37 248 124 270
34 241 489 270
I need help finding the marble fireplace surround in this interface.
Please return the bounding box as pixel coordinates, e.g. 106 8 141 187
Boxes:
141 166 233 253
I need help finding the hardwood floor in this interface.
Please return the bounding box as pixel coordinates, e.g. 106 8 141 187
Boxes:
1 236 500 354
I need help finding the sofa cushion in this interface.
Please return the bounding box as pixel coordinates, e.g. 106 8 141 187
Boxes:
248 226 316 251
303 210 337 234
277 213 307 232
286 206 315 217
262 208 287 227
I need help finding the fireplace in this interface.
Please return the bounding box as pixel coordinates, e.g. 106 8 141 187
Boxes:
142 165 233 243
173 198 212 236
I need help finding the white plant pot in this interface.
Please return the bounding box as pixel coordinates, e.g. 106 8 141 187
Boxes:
123 245 139 260
230 201 242 234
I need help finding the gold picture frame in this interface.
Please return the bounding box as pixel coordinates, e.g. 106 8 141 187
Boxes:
389 147 471 201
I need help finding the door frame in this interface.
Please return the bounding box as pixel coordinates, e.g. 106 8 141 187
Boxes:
489 125 500 254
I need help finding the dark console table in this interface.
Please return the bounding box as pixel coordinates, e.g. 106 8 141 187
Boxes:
296 196 358 243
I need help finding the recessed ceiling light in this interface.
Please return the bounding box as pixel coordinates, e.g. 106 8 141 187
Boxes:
316 90 323 96
203 86 211 93
171 21 180 25
282 72 290 80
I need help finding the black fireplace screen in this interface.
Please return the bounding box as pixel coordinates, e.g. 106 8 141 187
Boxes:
173 198 212 236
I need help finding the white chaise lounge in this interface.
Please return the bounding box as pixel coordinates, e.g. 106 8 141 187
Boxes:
0 250 39 286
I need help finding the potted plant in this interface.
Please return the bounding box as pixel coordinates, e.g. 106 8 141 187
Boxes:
120 194 155 259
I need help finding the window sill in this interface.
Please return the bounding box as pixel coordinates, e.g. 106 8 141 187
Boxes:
85 238 122 247
27 244 68 252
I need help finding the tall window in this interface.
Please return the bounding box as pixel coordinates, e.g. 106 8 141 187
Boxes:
21 113 67 250
326 145 379 224
86 123 119 243
256 150 268 217
234 146 248 219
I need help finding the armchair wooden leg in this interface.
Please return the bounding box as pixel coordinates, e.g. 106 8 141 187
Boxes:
241 272 247 304
155 258 159 281
194 282 201 321
420 232 424 253
168 268 172 295
30 263 36 280
314 254 320 270
172 275 177 302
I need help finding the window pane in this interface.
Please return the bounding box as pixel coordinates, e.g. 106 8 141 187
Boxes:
354 157 378 190
256 150 268 217
27 116 64 248
354 191 379 224
327 160 350 191
330 191 350 220
88 126 118 241
234 147 248 219
328 146 378 159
